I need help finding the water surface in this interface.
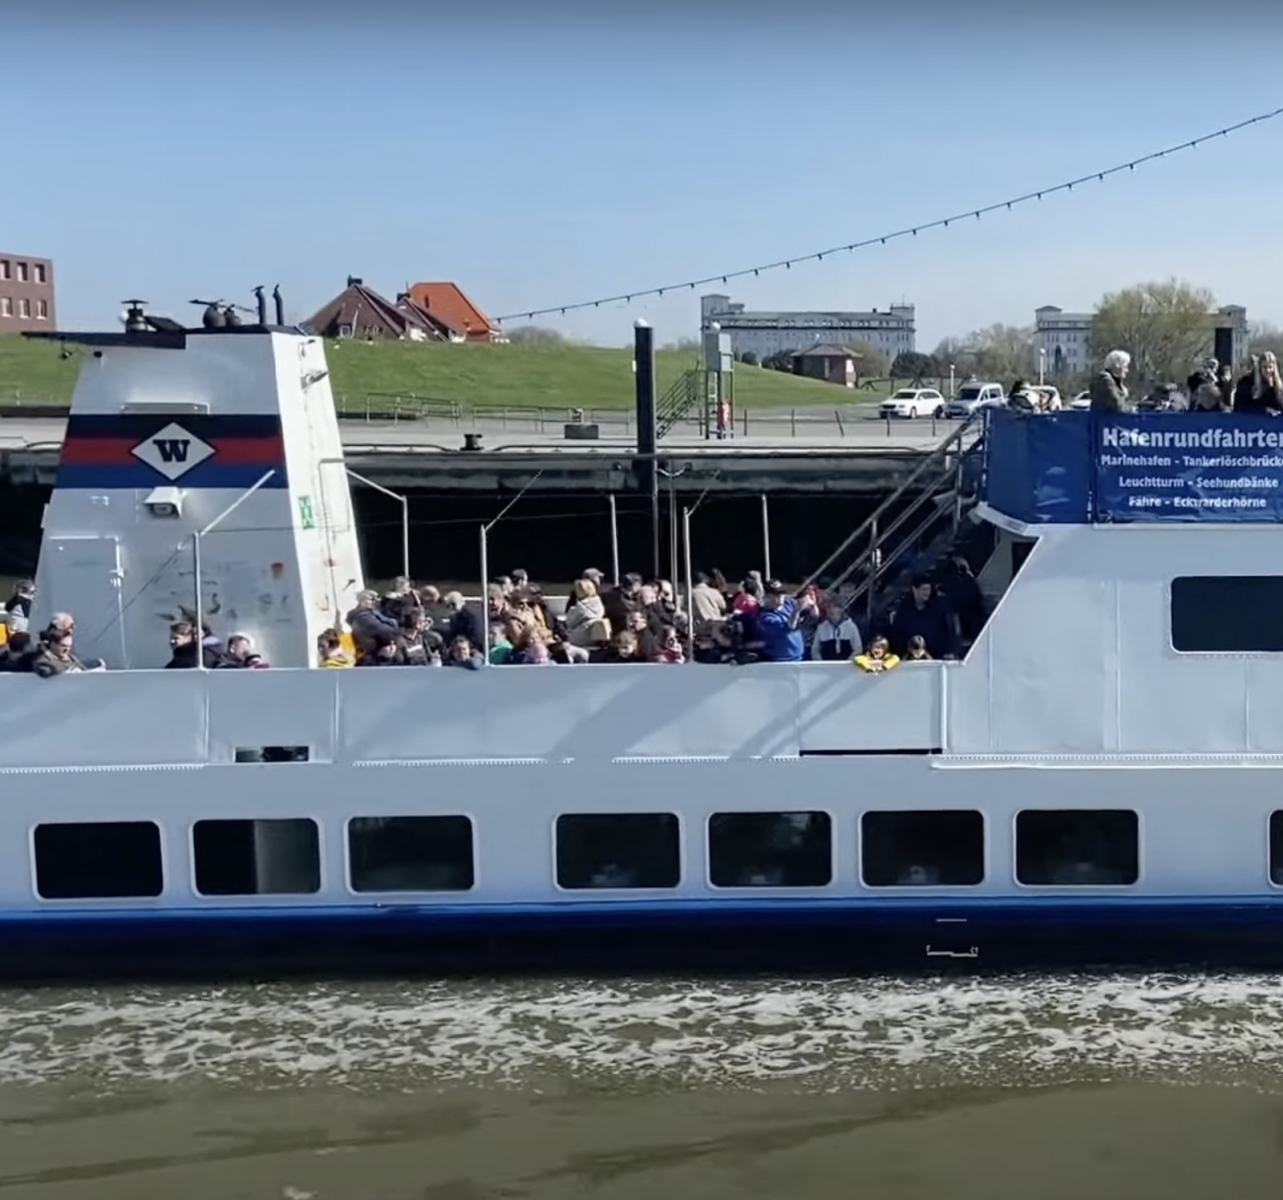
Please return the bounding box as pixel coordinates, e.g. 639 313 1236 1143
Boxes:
3 974 1282 1199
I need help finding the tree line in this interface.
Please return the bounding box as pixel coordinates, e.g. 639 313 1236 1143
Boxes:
890 279 1268 391
507 280 1277 393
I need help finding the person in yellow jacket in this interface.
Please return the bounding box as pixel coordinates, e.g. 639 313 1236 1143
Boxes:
853 635 900 673
317 629 354 667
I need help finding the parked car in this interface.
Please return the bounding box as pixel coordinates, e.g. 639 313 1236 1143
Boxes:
1068 391 1091 411
879 388 946 419
944 382 1006 419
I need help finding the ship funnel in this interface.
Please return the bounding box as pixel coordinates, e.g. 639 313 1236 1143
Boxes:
253 286 267 325
122 301 149 335
272 285 284 325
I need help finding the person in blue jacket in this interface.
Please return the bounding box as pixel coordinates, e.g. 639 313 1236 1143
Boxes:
756 581 815 662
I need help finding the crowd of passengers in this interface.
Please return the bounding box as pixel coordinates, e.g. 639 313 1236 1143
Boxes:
1087 348 1283 414
0 555 988 676
315 559 988 671
0 579 270 675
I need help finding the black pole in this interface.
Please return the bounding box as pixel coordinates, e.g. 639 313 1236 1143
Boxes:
253 286 267 325
634 320 659 578
272 284 284 326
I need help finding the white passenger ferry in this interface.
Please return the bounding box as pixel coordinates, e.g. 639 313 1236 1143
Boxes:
5 306 1283 980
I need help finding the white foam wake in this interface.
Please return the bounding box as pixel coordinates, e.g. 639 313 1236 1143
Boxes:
0 974 1280 1089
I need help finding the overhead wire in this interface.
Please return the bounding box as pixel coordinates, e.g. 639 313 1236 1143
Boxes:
493 105 1283 324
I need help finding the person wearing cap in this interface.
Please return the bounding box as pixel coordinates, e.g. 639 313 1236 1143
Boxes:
345 589 399 663
756 580 814 663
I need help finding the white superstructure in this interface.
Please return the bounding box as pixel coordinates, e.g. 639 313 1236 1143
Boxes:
31 313 364 668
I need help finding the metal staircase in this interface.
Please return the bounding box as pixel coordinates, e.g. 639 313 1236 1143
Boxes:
801 417 988 627
656 370 703 437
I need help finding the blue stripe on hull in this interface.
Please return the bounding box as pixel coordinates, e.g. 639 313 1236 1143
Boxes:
4 897 1283 980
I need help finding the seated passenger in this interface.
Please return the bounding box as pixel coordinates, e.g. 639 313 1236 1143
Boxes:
444 592 483 647
601 572 643 633
445 635 483 670
1187 356 1228 412
655 626 685 664
903 635 932 661
220 634 268 668
625 608 662 660
346 590 398 661
488 622 514 665
165 621 222 669
32 629 89 677
359 636 406 666
692 627 734 664
317 629 353 668
690 571 727 632
562 578 607 648
887 575 958 659
398 608 442 666
810 599 863 661
593 629 641 663
0 632 35 673
854 636 900 673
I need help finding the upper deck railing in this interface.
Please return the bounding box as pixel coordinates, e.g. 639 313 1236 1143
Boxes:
982 408 1283 525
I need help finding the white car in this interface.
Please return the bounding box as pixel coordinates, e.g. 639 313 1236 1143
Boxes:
943 382 1006 419
879 388 945 419
1068 391 1091 411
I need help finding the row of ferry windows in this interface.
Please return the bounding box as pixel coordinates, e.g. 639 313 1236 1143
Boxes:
29 810 1162 900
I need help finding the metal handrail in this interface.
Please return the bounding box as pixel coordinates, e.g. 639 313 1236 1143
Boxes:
800 416 981 592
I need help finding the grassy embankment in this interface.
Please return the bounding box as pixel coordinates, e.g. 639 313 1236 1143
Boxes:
0 335 860 410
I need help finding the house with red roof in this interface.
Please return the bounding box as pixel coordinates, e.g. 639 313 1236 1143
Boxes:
407 282 501 343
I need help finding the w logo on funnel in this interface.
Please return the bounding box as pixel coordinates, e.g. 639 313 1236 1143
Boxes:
131 422 216 481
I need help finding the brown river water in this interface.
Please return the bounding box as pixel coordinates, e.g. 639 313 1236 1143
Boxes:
4 974 1283 1199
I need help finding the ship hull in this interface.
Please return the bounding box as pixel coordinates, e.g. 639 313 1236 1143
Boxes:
5 898 1283 982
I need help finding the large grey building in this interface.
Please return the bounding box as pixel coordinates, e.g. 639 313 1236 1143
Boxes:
701 293 915 362
1036 303 1250 378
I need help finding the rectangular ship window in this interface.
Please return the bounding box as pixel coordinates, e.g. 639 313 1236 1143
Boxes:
193 819 321 896
1269 813 1283 886
861 810 985 886
34 821 163 899
708 811 832 888
1016 810 1139 886
347 816 474 892
234 747 311 763
555 813 681 889
1171 577 1283 652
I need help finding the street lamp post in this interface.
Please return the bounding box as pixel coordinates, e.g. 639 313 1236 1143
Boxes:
949 363 956 397
1038 348 1047 386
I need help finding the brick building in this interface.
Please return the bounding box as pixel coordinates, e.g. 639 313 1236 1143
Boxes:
0 253 56 332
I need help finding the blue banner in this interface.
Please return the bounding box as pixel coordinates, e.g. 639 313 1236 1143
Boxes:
983 409 1092 524
1094 415 1283 522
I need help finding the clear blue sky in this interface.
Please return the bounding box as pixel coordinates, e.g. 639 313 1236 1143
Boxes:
5 3 1283 349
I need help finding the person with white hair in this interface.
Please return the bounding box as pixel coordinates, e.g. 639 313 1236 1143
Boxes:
1090 350 1131 413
